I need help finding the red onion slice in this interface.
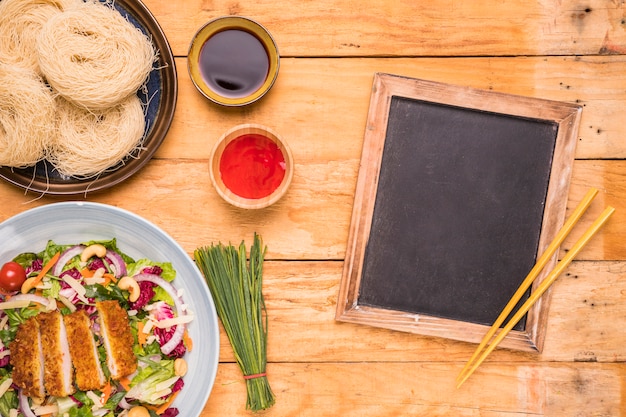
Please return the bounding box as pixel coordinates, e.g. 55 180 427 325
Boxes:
105 250 127 278
118 397 132 410
52 245 85 276
134 273 187 355
18 389 38 417
10 293 52 309
160 320 186 356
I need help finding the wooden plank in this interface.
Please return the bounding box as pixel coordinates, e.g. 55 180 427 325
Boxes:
140 260 626 364
200 362 624 416
142 0 626 57
1 56 622 190
0 160 623 260
161 56 626 163
541 260 626 362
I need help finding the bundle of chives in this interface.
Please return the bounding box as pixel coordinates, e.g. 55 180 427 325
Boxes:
194 233 275 411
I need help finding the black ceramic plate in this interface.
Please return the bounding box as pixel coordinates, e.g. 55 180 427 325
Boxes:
0 0 177 195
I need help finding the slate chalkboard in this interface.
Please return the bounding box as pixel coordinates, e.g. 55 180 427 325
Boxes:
336 74 582 352
358 97 557 330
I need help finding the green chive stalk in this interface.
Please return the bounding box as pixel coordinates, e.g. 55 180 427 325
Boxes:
194 233 275 411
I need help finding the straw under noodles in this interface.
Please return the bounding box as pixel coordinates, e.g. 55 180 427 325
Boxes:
0 64 57 168
37 0 156 110
0 0 80 74
47 95 146 178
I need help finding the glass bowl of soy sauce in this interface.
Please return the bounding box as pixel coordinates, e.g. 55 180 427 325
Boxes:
188 16 280 106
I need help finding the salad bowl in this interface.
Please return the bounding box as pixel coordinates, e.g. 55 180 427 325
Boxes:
0 202 219 416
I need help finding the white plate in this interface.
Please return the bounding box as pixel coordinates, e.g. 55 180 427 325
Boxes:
0 202 219 416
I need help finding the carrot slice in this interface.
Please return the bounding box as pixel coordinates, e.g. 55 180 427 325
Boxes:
136 321 148 346
83 268 117 285
102 273 117 286
100 381 113 404
80 268 95 278
183 329 193 352
155 391 179 415
32 251 60 286
119 376 132 391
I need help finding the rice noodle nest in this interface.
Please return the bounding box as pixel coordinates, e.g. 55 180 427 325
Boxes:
0 0 81 74
36 0 156 110
47 95 146 178
0 63 57 168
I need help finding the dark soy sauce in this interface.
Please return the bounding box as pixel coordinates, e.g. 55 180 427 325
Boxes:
199 29 270 99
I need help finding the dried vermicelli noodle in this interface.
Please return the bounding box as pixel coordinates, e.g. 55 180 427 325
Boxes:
48 95 145 177
0 63 56 167
0 0 155 178
37 0 156 110
0 0 80 74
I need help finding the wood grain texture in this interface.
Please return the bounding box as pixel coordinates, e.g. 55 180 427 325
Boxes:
1 0 625 414
0 161 623 260
243 261 625 364
159 56 626 163
206 261 626 415
202 362 624 416
143 0 626 58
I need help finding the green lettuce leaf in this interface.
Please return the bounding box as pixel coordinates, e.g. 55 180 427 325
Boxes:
0 386 17 417
127 357 176 405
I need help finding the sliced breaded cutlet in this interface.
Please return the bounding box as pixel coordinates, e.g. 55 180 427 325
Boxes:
37 310 75 397
96 300 137 380
9 316 45 400
64 310 106 391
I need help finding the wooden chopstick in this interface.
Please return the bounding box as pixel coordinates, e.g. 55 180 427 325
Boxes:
455 188 599 385
456 203 615 388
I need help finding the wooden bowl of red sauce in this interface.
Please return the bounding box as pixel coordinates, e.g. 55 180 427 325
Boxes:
210 124 294 209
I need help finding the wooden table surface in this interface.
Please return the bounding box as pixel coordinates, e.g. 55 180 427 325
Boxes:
2 0 626 415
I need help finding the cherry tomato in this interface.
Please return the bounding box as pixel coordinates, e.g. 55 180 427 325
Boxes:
0 261 27 292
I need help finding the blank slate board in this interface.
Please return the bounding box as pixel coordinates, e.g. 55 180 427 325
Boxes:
336 73 582 352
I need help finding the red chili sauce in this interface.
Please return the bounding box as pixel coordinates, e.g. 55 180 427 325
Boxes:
219 134 286 199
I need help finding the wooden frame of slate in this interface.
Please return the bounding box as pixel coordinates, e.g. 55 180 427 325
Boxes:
336 73 582 352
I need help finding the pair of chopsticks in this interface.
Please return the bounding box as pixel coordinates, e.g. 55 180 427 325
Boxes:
456 187 615 388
